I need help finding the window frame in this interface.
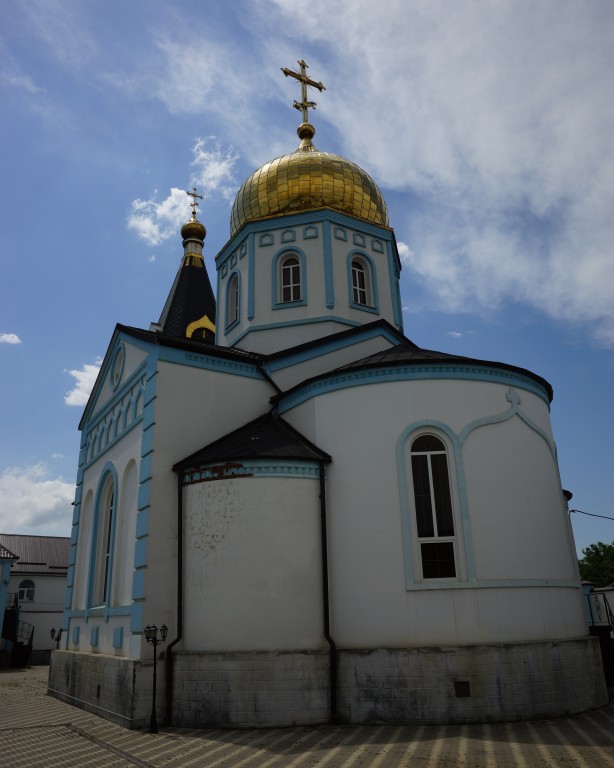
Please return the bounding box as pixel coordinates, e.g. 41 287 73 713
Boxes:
399 428 466 586
18 579 35 602
225 271 240 330
88 467 118 608
347 251 379 314
272 248 307 308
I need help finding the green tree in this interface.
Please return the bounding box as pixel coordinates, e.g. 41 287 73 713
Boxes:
578 542 614 587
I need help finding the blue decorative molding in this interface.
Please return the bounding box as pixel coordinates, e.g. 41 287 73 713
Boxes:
247 232 255 320
276 364 551 415
155 347 262 380
353 233 366 247
72 625 80 644
281 229 296 243
459 387 557 461
303 225 318 239
259 232 274 247
112 626 124 649
221 264 228 278
90 626 99 646
263 323 402 374
239 240 247 258
323 221 334 309
109 342 125 391
334 227 347 241
230 253 237 268
83 364 147 468
229 314 364 347
182 460 323 485
215 208 395 271
386 239 403 331
371 239 384 253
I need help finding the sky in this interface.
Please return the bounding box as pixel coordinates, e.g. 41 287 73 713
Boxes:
0 0 613 557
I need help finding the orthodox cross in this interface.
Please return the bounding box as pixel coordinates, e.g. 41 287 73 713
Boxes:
185 187 203 218
281 59 326 123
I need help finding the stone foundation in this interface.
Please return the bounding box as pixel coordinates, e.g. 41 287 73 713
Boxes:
48 650 161 729
338 637 608 723
48 637 607 729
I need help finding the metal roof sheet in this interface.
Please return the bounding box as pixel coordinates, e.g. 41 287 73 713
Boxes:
0 534 70 574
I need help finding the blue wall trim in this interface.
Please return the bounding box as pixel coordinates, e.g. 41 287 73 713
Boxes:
276 363 551 415
182 460 323 485
229 314 363 348
158 345 263 380
263 324 401 375
323 220 334 309
247 232 255 320
215 208 396 270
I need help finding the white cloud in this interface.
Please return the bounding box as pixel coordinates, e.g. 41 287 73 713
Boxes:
0 333 21 345
64 358 102 406
0 464 74 536
128 138 239 246
265 0 614 346
191 137 238 200
446 330 474 339
128 187 190 247
397 242 414 268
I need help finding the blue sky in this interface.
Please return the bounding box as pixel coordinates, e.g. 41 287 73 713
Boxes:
1 0 612 557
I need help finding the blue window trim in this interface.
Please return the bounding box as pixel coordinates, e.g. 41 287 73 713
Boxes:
225 270 241 331
109 342 125 391
87 462 119 609
272 246 307 308
347 250 380 314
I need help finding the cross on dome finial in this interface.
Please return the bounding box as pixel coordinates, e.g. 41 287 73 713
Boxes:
185 187 203 220
281 59 326 125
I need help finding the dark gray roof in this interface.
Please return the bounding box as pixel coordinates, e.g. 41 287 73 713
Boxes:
330 342 554 401
0 534 70 574
174 412 331 470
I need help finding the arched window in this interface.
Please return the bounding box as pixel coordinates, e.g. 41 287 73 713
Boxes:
280 255 301 303
348 254 378 311
351 259 369 305
18 579 35 602
410 435 456 579
90 473 116 606
227 273 239 328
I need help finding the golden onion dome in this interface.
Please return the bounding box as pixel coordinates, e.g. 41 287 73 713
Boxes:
181 216 206 241
230 123 389 237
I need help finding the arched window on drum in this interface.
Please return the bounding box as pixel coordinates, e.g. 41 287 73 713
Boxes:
410 434 457 579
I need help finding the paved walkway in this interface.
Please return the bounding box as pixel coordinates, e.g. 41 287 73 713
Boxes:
2 666 614 767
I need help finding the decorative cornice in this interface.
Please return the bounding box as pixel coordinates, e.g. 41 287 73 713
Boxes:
276 363 551 414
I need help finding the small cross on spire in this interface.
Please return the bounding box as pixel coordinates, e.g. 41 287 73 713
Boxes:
281 59 326 124
185 187 203 219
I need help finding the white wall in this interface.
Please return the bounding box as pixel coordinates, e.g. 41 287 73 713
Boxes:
284 377 586 647
183 476 324 650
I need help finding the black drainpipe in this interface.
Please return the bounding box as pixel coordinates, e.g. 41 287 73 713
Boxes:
319 459 337 721
165 470 183 725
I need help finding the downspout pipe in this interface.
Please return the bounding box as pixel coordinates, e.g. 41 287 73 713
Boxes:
319 459 338 721
165 470 183 725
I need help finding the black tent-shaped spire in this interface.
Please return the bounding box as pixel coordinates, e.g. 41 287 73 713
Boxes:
158 204 217 342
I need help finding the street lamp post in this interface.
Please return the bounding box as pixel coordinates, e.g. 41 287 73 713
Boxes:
144 623 168 733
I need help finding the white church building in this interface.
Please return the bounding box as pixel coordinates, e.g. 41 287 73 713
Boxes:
49 62 607 728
